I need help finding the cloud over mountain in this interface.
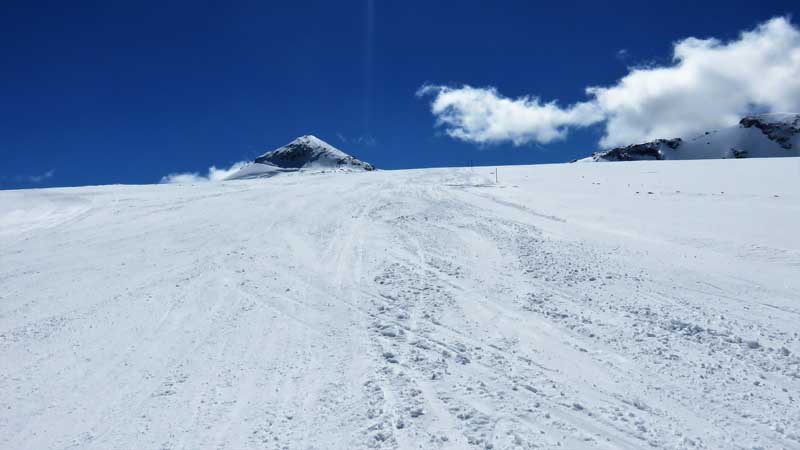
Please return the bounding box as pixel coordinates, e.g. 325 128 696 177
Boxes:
418 16 800 148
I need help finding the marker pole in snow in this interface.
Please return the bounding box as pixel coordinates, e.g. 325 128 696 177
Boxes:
495 168 498 184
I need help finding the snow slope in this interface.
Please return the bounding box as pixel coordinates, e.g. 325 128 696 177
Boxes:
1 158 799 449
581 113 800 162
226 135 375 180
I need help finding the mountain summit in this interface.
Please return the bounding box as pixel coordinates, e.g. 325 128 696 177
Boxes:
254 135 375 170
226 135 375 180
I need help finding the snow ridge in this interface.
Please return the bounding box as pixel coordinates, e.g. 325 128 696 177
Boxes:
581 113 800 162
739 113 800 149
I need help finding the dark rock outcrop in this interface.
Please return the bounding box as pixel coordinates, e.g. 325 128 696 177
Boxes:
589 138 682 162
739 114 800 149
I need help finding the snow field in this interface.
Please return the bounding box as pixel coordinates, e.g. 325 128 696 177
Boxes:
1 158 799 449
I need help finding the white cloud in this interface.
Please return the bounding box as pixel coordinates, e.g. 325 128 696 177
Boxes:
418 17 800 148
27 169 55 183
160 161 249 184
416 85 603 145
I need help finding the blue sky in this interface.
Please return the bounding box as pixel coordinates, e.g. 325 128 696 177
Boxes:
2 1 798 189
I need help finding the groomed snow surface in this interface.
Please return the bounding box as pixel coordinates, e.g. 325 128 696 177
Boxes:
2 158 799 450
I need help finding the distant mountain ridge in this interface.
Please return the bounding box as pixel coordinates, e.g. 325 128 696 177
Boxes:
226 135 375 180
578 113 800 162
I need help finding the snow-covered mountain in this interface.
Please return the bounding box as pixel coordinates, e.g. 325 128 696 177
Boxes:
226 135 375 180
2 159 799 449
580 113 800 162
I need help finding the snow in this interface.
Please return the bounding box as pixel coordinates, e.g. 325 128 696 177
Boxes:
582 113 800 162
2 158 799 449
225 135 375 180
751 112 800 125
258 135 352 166
219 162 286 180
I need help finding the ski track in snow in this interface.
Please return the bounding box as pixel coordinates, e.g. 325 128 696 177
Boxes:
1 159 799 449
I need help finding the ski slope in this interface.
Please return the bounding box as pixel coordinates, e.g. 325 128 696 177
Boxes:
1 158 799 450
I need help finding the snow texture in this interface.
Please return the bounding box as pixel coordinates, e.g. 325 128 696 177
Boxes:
1 158 799 449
